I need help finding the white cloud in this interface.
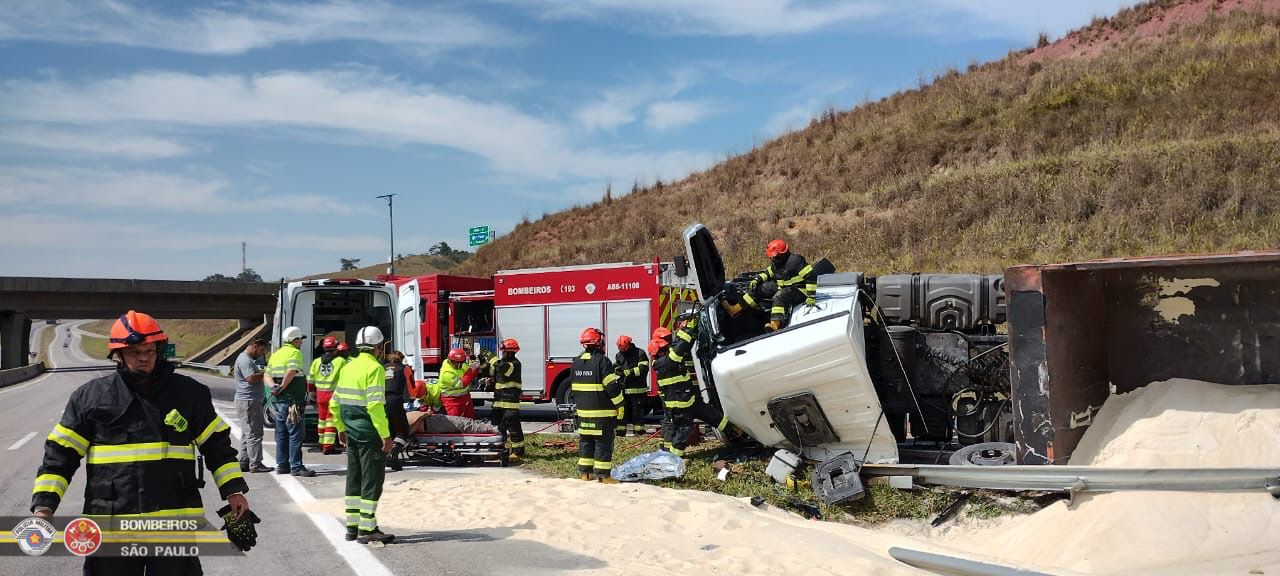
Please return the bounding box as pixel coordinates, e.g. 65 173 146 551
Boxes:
0 0 513 55
0 166 356 215
0 69 711 183
534 0 888 37
926 0 1142 39
576 89 644 132
0 126 192 160
765 103 819 135
0 212 386 279
645 100 714 132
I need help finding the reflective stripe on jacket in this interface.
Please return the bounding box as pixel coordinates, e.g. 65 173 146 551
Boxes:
571 349 623 435
330 351 391 442
308 355 346 393
492 355 522 410
32 363 247 516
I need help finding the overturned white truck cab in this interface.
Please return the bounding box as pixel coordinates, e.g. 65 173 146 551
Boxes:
680 224 1010 471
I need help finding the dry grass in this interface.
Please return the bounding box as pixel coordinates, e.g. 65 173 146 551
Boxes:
299 254 460 281
457 5 1280 277
80 319 237 360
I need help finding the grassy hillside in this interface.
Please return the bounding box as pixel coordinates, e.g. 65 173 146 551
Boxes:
299 253 461 280
458 0 1280 277
80 319 238 361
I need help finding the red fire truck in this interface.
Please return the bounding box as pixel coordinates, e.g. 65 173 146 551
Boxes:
491 261 699 405
375 274 495 377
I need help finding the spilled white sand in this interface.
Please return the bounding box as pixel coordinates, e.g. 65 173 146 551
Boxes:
946 379 1280 575
315 378 1280 575
361 476 931 575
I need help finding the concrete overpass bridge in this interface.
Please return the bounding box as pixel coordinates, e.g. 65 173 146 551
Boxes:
0 276 278 369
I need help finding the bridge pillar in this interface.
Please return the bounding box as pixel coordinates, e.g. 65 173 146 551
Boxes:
0 312 32 370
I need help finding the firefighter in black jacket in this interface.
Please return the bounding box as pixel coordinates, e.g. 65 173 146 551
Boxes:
32 311 254 575
572 327 624 482
614 335 650 437
650 312 741 457
491 338 525 460
743 239 817 331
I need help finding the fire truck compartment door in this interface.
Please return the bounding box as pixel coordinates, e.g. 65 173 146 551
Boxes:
605 300 651 362
547 303 601 360
495 305 547 396
397 279 424 377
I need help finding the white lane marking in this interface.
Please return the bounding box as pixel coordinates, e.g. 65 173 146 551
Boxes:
8 431 37 451
215 406 395 576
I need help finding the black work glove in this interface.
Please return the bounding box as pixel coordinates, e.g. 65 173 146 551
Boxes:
217 504 261 552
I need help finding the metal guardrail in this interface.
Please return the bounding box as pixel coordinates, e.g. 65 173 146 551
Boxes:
861 463 1280 500
0 363 46 387
181 361 231 377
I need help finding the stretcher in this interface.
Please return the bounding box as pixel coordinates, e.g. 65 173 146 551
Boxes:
400 433 511 467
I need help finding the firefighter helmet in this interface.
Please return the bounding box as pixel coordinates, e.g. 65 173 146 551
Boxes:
652 327 672 342
766 239 789 258
448 348 467 362
336 342 350 352
500 338 520 352
579 327 604 346
356 326 384 348
647 338 667 358
616 335 633 351
282 326 306 342
108 310 167 350
321 336 338 350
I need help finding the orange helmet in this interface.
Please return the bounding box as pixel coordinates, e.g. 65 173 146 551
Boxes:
652 327 672 342
766 239 789 258
616 335 633 351
579 327 604 346
448 348 467 363
647 338 667 358
321 336 338 350
500 338 520 352
108 310 167 350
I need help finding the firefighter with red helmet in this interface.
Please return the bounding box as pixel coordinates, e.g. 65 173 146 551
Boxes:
32 311 256 574
614 335 650 437
336 341 351 359
490 338 525 459
572 327 624 482
744 239 817 331
309 336 347 454
435 347 477 419
649 311 742 456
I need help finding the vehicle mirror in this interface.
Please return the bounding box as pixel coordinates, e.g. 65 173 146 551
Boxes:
674 255 689 277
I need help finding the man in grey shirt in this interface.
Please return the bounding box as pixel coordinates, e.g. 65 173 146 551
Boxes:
235 338 272 472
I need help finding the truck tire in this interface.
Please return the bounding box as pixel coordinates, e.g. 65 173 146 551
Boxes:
949 442 1016 466
554 374 575 406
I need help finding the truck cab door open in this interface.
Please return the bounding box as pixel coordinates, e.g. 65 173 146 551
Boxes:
681 223 726 302
398 279 424 377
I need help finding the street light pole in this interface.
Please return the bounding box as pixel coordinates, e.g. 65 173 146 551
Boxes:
376 194 397 276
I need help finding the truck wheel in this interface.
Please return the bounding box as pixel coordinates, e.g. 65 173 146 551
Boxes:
554 375 575 406
949 442 1017 466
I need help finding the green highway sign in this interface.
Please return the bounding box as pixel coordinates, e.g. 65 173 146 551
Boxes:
469 225 492 247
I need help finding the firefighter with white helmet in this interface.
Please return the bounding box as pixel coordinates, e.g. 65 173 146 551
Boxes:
329 326 396 544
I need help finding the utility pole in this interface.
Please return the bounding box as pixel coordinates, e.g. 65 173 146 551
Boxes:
376 194 397 276
241 242 247 274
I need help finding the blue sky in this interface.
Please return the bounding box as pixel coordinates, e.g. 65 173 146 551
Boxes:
0 0 1136 280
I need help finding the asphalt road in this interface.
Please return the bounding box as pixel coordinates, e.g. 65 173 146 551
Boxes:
0 323 597 576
